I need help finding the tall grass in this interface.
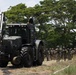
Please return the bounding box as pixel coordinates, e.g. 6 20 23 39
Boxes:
64 65 76 75
52 65 76 75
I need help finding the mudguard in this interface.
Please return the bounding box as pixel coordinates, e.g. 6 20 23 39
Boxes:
35 40 44 60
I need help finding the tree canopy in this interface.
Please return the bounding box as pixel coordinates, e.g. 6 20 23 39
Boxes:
5 0 76 48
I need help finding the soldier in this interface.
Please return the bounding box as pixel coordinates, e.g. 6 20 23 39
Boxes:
27 18 36 44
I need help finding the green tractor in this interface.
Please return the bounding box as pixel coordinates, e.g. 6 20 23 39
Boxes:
0 12 44 67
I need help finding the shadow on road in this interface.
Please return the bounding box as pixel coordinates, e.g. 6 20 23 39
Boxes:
1 68 11 75
0 65 22 75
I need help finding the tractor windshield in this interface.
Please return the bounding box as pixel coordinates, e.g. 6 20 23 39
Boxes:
5 25 30 44
6 26 27 37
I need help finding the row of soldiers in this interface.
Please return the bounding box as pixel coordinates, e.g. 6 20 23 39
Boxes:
44 46 76 61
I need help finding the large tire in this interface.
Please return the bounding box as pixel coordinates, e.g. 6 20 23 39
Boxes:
0 61 8 67
0 54 8 67
37 44 44 66
21 47 33 67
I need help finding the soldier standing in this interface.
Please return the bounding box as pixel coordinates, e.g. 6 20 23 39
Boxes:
27 18 36 44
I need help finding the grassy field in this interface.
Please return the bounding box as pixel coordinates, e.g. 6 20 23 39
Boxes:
51 55 76 75
51 65 76 75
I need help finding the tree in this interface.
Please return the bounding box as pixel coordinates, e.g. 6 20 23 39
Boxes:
39 0 76 47
5 3 27 23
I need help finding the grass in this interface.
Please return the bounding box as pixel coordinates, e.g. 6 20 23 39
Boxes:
51 65 76 75
64 65 76 75
51 56 76 75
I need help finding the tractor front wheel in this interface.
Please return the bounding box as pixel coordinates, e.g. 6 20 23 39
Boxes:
0 54 9 67
21 47 33 67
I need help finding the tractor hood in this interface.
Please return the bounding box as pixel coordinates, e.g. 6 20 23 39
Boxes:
2 36 22 54
3 36 22 49
3 36 21 40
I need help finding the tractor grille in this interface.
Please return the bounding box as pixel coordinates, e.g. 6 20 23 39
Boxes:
2 40 12 53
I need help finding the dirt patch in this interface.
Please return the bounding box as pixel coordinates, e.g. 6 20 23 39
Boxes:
0 57 75 75
0 60 56 75
0 70 3 75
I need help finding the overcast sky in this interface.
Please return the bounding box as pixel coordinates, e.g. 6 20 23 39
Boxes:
0 0 43 12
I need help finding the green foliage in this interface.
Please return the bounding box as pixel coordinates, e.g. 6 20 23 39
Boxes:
5 3 27 23
5 0 76 48
39 0 76 48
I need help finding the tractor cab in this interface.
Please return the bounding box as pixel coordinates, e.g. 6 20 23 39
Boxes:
5 24 32 44
5 24 30 44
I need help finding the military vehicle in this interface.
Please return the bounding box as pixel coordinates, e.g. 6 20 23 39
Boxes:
0 12 44 67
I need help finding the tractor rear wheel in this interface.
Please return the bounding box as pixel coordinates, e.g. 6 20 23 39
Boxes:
37 44 44 66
